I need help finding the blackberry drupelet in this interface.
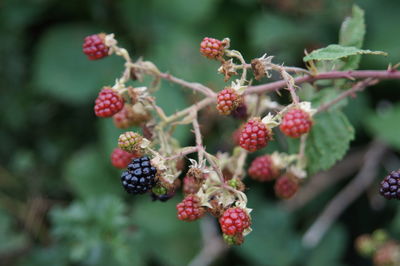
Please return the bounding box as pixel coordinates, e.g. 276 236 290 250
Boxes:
121 156 157 194
379 170 400 200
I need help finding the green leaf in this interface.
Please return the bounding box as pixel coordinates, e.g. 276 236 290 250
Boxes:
303 44 387 62
339 5 365 49
338 5 366 70
365 104 400 150
306 111 355 174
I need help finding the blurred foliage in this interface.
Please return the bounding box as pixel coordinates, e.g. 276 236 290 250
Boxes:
1 0 400 265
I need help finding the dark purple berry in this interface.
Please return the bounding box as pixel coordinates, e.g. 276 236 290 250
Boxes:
379 170 400 200
121 156 157 195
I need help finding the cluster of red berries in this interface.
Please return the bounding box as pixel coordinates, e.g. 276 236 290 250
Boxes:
248 155 299 199
235 107 312 153
176 193 251 244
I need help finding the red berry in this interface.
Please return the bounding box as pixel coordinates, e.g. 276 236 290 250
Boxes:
94 87 124 117
183 176 200 195
176 195 205 222
110 148 139 169
83 33 109 60
248 155 279 182
219 207 251 236
239 118 272 152
274 175 299 199
200 37 225 59
216 88 243 115
280 108 312 138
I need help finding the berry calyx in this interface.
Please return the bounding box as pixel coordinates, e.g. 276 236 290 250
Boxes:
200 37 225 59
274 175 299 199
94 87 124 117
216 88 243 115
280 108 312 138
219 207 251 236
248 155 279 182
379 170 400 200
239 118 272 152
83 33 109 60
176 194 205 222
110 148 140 169
121 156 157 194
223 234 244 246
118 131 144 153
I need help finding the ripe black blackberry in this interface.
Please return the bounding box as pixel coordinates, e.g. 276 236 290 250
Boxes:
379 170 400 200
121 156 157 194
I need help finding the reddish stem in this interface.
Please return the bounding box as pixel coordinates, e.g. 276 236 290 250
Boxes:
245 70 400 95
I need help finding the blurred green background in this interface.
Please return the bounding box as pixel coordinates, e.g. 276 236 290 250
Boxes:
1 0 400 265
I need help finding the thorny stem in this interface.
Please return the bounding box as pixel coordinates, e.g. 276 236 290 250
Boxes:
245 69 400 95
158 72 216 98
316 78 378 113
297 134 308 169
243 63 311 75
204 151 225 183
165 146 199 161
233 150 248 180
192 112 205 162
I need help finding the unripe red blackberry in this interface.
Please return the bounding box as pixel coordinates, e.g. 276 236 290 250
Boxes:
113 104 136 129
121 156 157 194
200 37 225 59
110 148 140 169
274 175 299 199
239 118 272 152
183 176 201 195
176 194 205 221
94 87 124 117
219 207 251 236
83 33 109 60
280 108 312 138
248 155 279 182
379 170 400 200
216 88 243 115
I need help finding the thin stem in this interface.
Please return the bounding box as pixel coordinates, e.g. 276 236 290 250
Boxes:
159 72 216 98
204 151 225 183
192 112 205 162
243 63 311 75
245 69 400 95
164 97 215 125
302 140 387 248
234 149 248 180
317 78 378 113
297 134 308 168
164 146 199 160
